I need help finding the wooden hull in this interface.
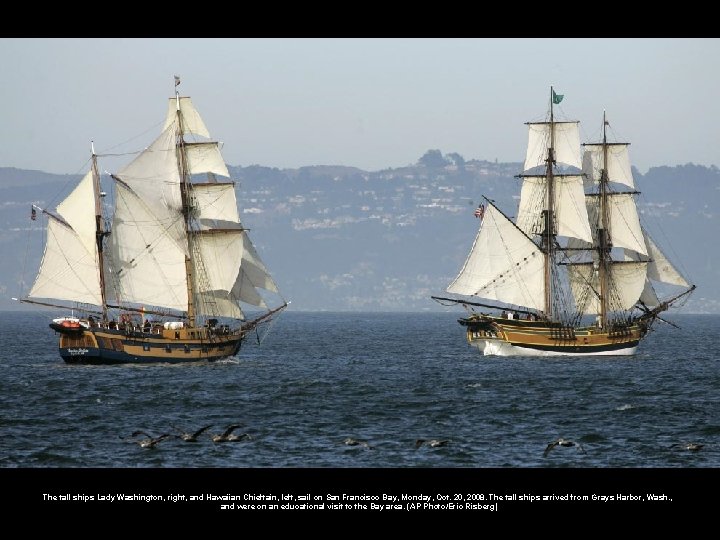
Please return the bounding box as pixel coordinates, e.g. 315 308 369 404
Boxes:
460 315 644 357
55 325 243 365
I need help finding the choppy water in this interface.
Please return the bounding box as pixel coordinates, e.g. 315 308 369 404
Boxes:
1 311 718 468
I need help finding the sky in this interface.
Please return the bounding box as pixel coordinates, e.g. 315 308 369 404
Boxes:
1 38 718 175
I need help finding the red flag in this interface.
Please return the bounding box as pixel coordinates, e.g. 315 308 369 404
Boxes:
30 207 36 221
474 204 484 219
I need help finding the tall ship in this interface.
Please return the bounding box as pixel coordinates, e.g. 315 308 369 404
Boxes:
433 88 694 356
21 78 287 364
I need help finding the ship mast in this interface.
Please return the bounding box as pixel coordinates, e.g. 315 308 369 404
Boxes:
597 111 611 328
543 86 557 319
91 141 109 321
174 77 197 327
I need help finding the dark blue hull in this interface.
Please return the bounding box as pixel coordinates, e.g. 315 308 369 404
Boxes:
57 327 243 365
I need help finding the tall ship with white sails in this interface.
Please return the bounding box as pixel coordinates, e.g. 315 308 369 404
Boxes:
433 88 694 356
21 78 287 364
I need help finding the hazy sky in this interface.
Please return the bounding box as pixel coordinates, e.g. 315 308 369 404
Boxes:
1 38 718 175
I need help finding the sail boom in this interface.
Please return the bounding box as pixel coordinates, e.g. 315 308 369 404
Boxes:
191 228 246 235
517 173 587 179
561 260 649 266
191 181 236 187
582 142 630 147
586 191 640 197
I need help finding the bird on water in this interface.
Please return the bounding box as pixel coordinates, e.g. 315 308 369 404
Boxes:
125 431 172 448
543 438 586 457
343 437 374 449
211 424 251 443
671 442 704 451
172 424 213 442
415 439 450 448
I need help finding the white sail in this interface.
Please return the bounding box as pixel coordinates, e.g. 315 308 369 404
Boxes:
582 144 634 189
623 232 688 308
186 142 230 178
56 171 98 258
237 231 280 295
202 238 274 312
110 183 188 311
204 292 244 319
516 175 593 243
191 183 241 229
163 96 210 138
28 216 102 305
447 204 545 311
568 262 648 314
622 248 659 306
642 233 688 286
231 277 267 308
524 122 582 172
194 229 245 318
195 230 243 294
193 228 278 314
115 125 188 256
586 193 646 255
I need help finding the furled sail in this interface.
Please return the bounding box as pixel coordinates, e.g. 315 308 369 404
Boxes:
524 121 582 171
447 203 545 311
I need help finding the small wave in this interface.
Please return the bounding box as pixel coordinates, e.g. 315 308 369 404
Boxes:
615 404 636 411
579 433 606 443
214 357 241 365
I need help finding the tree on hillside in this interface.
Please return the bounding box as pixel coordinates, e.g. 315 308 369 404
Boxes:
446 152 465 169
418 149 448 169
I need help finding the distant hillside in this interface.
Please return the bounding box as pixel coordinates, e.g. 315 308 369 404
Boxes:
0 167 80 188
1 153 717 313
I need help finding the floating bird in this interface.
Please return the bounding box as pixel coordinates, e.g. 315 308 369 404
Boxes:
172 424 213 442
543 438 586 457
415 439 450 448
343 437 374 449
127 431 172 448
211 424 251 443
671 442 704 451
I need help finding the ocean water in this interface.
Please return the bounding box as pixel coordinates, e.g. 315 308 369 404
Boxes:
0 310 718 468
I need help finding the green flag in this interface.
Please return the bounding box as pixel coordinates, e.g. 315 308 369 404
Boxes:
552 89 564 105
